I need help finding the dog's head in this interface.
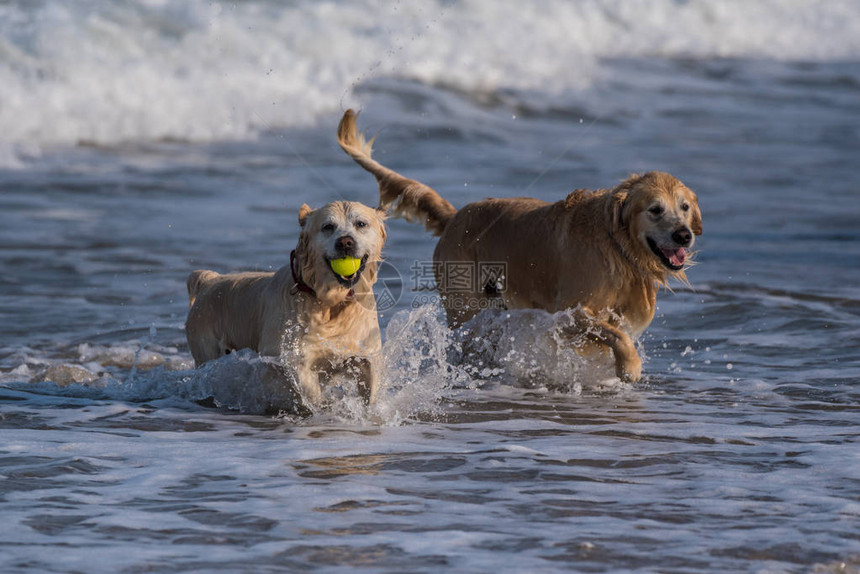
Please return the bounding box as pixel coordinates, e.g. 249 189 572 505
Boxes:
295 201 387 305
609 171 702 282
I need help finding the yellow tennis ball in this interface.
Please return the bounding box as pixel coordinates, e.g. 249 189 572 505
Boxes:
329 257 361 277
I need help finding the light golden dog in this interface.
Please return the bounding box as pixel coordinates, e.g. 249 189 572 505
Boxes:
185 200 387 405
337 109 702 383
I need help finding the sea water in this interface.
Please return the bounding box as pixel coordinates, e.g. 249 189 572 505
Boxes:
1 1 859 572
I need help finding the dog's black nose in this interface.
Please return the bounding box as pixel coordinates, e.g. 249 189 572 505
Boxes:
672 228 693 247
336 235 356 253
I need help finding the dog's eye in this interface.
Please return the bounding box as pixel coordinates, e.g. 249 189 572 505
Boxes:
321 223 336 233
681 203 690 212
355 220 368 229
648 205 664 216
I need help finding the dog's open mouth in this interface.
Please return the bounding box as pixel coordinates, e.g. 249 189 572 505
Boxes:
647 238 686 271
327 254 368 287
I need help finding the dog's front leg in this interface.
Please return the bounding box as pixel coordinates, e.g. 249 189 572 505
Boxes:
593 322 642 383
295 360 323 406
340 356 376 405
562 307 642 383
351 357 377 405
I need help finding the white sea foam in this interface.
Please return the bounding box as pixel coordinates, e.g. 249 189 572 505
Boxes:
0 0 858 162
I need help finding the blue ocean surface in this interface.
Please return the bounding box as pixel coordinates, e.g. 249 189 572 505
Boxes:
1 1 859 572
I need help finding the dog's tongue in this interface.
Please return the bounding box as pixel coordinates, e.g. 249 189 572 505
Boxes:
662 247 687 267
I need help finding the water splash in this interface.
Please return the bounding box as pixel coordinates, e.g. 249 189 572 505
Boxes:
456 307 628 394
2 304 639 422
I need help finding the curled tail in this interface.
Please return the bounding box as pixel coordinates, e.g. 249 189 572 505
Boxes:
337 109 456 236
186 269 219 308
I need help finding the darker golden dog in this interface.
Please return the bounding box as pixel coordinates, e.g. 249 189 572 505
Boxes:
337 109 702 382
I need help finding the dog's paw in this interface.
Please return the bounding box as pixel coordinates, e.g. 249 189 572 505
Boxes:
616 353 642 383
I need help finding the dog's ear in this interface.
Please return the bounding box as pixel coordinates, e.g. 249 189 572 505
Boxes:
294 230 316 286
298 204 313 228
606 173 644 233
689 195 703 236
374 208 388 243
376 221 388 245
608 191 629 233
295 229 308 258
